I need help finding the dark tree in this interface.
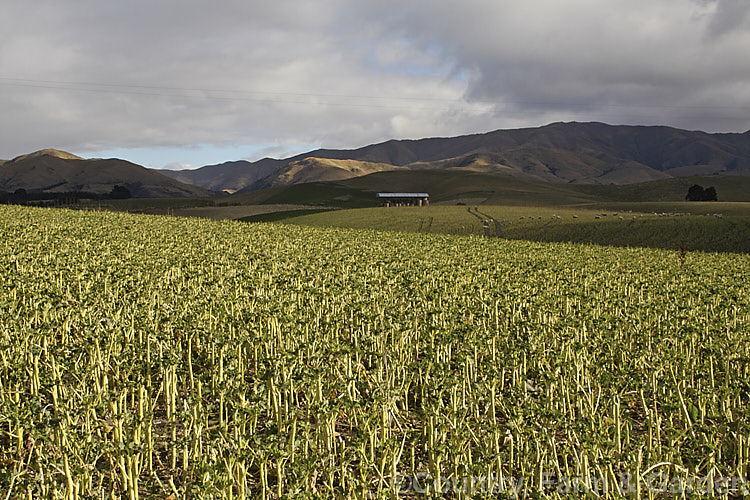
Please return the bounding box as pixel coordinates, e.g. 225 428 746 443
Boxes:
686 184 718 201
109 185 132 199
686 184 705 201
10 188 28 203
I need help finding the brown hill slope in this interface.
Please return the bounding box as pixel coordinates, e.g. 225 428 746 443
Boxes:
253 157 405 189
171 122 750 193
12 149 84 162
160 158 285 194
1 151 214 197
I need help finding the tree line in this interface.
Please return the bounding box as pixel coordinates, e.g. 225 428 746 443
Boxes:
0 185 132 205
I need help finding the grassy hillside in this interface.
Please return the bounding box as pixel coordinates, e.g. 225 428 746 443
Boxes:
230 170 604 208
230 170 750 209
268 204 750 253
341 171 750 204
60 171 750 253
22 162 747 212
231 181 376 208
575 175 750 202
339 170 602 205
238 208 334 223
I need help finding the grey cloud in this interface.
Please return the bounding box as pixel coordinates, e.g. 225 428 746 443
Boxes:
1 0 749 162
355 1 750 129
706 0 750 38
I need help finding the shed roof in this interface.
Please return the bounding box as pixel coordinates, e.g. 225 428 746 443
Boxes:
376 192 429 198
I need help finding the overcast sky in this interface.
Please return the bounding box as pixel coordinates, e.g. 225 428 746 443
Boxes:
1 0 749 169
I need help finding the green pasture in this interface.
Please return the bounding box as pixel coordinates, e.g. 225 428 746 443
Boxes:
263 204 750 253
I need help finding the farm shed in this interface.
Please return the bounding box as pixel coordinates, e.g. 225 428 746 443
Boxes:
376 192 430 207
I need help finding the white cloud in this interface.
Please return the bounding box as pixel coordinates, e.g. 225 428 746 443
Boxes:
1 0 749 164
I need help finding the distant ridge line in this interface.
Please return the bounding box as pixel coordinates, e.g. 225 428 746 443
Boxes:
159 122 750 193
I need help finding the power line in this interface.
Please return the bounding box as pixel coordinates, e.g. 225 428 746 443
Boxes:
1 76 748 113
0 77 484 112
0 77 460 102
0 77 750 120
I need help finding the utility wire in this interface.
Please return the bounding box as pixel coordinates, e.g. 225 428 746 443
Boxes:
1 76 748 113
0 77 486 111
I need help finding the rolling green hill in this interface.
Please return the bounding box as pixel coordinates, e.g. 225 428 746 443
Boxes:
232 170 750 208
574 175 750 202
234 171 750 253
253 204 750 253
72 166 750 253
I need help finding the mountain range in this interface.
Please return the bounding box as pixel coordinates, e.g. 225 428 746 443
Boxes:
0 149 212 197
161 122 750 193
4 122 750 197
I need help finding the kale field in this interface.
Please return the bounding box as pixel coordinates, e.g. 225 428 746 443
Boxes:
1 205 749 498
